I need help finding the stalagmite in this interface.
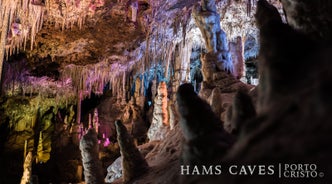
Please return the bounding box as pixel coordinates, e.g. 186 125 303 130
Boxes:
255 0 289 112
23 140 27 161
147 81 169 141
80 128 104 184
208 87 222 118
88 113 92 128
36 131 43 163
134 77 144 107
115 120 148 183
231 90 256 133
224 90 256 134
176 83 234 165
20 152 33 184
93 108 99 134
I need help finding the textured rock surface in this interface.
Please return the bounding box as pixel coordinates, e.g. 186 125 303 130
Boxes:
1 0 332 183
281 0 332 42
183 0 332 183
20 152 33 184
224 90 256 135
79 128 104 184
177 83 234 165
115 120 148 183
105 156 122 183
147 82 169 141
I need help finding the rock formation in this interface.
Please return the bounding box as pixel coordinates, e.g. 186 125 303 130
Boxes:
20 152 33 184
1 0 332 183
79 128 104 184
105 156 122 183
133 77 144 108
229 36 245 80
224 90 256 135
115 120 148 183
184 0 332 183
147 81 169 141
193 0 251 105
176 83 234 166
208 87 223 119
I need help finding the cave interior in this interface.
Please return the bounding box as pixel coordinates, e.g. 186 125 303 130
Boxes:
0 0 331 183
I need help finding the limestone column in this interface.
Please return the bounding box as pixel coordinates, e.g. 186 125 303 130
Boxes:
147 81 169 141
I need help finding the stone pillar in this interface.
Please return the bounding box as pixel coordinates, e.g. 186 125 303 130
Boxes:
134 77 144 108
229 36 244 79
147 81 169 141
192 0 236 91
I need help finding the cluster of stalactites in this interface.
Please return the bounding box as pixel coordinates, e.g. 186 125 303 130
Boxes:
0 0 44 57
0 0 106 86
0 0 105 70
61 60 130 99
46 0 105 30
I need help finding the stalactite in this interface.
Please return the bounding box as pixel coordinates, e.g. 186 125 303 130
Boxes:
122 71 126 104
229 36 245 79
76 90 82 125
0 0 45 64
115 120 149 183
164 42 176 80
0 3 10 84
0 0 104 85
141 73 145 96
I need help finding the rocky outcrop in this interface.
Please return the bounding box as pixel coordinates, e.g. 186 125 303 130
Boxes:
105 156 122 183
280 0 332 42
115 120 148 183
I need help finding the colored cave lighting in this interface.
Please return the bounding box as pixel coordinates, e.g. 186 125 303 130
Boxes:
104 138 111 147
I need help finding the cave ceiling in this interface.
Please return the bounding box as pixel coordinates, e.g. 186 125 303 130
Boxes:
1 0 284 100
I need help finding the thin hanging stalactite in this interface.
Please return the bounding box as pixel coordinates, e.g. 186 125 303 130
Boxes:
0 6 10 86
